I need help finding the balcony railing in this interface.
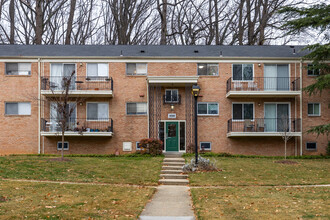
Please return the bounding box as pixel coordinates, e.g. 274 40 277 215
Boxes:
226 77 300 93
227 118 301 133
41 118 113 133
41 76 113 91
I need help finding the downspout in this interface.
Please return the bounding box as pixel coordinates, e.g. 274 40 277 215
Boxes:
295 62 297 156
147 78 149 138
300 59 303 156
38 58 41 154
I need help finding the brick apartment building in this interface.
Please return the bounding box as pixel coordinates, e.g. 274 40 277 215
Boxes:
0 45 328 156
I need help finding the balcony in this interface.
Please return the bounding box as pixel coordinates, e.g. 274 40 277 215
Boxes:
41 76 113 97
227 118 301 137
226 77 300 98
41 118 113 137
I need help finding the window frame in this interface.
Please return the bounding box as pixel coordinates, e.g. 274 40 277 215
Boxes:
86 102 109 121
86 63 109 80
232 64 254 81
232 102 255 121
307 64 320 76
307 103 321 116
197 63 219 76
5 102 31 116
5 62 32 76
57 141 69 151
165 89 179 103
126 63 148 76
200 142 212 150
136 142 141 150
197 102 219 116
126 102 148 115
306 142 317 151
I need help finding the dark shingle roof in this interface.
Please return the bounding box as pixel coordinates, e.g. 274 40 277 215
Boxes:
0 45 309 58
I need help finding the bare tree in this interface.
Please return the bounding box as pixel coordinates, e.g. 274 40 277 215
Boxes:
65 0 76 45
279 116 294 160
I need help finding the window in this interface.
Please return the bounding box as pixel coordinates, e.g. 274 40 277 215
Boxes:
306 142 317 150
123 142 132 151
165 89 179 103
200 142 211 150
308 103 320 116
126 103 147 115
126 63 147 75
57 142 69 150
136 142 141 150
6 63 31 75
5 102 31 115
197 63 219 76
232 64 253 81
87 63 108 79
233 103 253 120
307 64 320 76
87 103 109 120
197 103 219 115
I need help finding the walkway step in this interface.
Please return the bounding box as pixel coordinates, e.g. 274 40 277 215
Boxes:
164 154 182 158
159 179 189 185
164 158 185 163
161 170 182 174
163 162 185 166
160 174 188 179
162 166 183 170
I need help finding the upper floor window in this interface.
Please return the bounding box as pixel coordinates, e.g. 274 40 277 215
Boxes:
233 103 253 120
6 63 31 75
87 63 108 79
126 63 147 75
126 102 147 115
308 103 320 116
51 63 75 77
87 102 109 120
197 63 219 76
5 102 31 115
165 89 179 103
232 64 253 81
197 102 219 115
307 64 320 76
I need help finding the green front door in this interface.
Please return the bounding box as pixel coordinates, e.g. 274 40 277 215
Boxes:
166 122 179 152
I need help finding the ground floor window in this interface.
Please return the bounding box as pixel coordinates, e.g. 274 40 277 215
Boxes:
200 142 211 150
136 142 141 150
306 142 317 150
57 142 69 150
232 103 253 120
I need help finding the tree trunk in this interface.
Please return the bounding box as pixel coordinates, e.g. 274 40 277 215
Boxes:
35 0 43 44
160 0 167 45
284 139 287 160
61 130 65 160
9 0 15 44
65 0 76 45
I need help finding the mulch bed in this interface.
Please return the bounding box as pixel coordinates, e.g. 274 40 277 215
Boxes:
274 160 298 165
48 158 72 162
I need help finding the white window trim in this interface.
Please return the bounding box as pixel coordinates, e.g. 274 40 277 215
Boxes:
86 102 109 121
86 63 109 80
136 142 141 150
165 89 179 103
231 63 254 82
200 142 212 150
126 63 148 76
306 142 317 151
307 103 321 116
232 102 255 121
57 141 69 151
126 102 148 115
5 102 31 116
5 62 32 76
307 64 320 76
197 63 219 76
197 102 219 116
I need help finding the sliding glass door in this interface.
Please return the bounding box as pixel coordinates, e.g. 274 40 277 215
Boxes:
50 102 76 132
50 64 76 90
264 103 289 132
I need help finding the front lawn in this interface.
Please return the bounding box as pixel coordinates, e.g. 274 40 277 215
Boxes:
0 156 163 185
186 157 330 186
0 181 155 219
191 187 329 219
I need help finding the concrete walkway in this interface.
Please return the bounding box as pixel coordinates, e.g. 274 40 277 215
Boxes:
139 153 195 220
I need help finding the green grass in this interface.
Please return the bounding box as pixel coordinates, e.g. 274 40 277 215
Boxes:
186 157 330 186
0 156 163 185
191 187 330 220
0 180 155 219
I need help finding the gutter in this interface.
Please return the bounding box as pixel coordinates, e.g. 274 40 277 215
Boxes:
37 58 41 154
300 59 303 156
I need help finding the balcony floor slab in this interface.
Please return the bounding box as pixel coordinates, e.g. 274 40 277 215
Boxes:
227 132 302 137
41 131 113 137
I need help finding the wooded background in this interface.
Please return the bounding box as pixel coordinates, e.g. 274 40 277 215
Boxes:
0 0 324 45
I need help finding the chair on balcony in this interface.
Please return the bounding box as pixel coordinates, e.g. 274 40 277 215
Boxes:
256 119 265 132
234 81 242 90
243 119 254 132
248 81 258 91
